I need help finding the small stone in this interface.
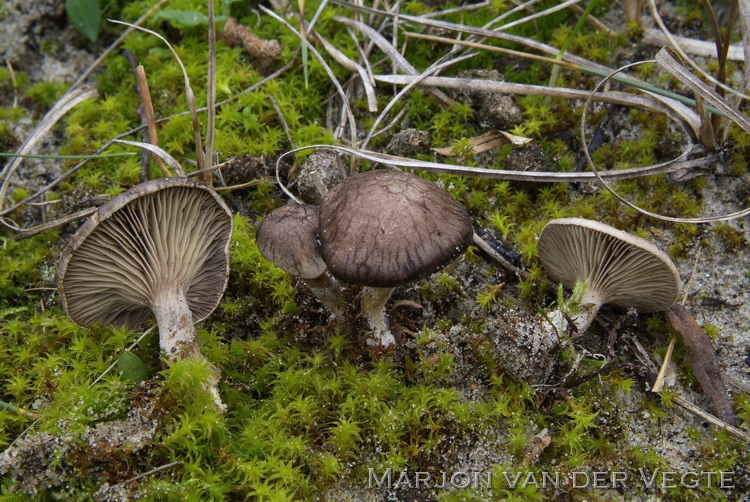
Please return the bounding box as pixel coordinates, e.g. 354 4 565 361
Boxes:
296 150 346 204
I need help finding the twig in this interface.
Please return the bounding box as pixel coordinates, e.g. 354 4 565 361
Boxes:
653 248 701 392
672 396 749 443
472 232 528 280
109 20 205 175
213 177 274 191
269 96 295 149
123 461 183 485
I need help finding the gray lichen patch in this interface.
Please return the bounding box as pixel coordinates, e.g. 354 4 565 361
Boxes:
0 401 159 495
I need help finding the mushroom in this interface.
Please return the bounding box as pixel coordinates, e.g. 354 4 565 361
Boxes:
537 217 680 335
318 169 473 347
256 204 345 319
57 177 232 408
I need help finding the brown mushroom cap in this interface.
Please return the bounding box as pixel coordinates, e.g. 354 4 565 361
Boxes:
538 218 680 312
318 170 473 287
57 177 233 329
256 204 326 280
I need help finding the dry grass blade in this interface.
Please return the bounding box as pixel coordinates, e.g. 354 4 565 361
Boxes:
656 48 750 134
489 0 582 33
260 6 358 146
672 395 750 443
109 19 205 173
647 0 749 101
6 61 18 108
0 61 295 218
114 140 186 177
362 53 477 149
581 60 750 223
642 29 745 61
333 0 619 76
314 32 378 112
277 143 716 182
374 74 701 136
0 86 98 211
665 303 735 425
334 16 456 107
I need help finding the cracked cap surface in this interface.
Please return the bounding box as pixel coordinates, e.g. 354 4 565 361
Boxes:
318 170 473 287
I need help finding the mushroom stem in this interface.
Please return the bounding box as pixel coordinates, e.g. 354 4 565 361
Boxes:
360 286 395 348
152 287 225 411
152 287 201 360
569 289 605 336
303 272 346 320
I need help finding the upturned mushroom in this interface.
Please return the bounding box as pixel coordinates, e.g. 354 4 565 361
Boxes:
57 177 232 408
537 217 680 335
318 169 473 347
256 204 345 319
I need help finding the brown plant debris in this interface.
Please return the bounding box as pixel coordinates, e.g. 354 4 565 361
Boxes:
432 130 531 157
222 17 281 65
665 302 736 425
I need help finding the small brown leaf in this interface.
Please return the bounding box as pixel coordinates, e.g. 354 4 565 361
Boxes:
432 130 532 156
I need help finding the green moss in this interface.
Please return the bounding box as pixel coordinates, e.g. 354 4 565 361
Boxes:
1 0 747 499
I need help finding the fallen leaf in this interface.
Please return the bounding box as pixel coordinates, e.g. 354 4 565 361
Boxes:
432 130 532 156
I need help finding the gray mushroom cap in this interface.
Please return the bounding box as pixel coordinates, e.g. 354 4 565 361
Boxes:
318 170 473 287
57 177 233 329
538 218 680 312
256 204 326 280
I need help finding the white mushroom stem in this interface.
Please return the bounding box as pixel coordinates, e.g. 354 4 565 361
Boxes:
569 289 606 336
152 287 200 360
151 286 225 411
303 272 346 320
360 286 396 348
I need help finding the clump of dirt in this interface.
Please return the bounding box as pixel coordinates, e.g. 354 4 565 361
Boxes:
451 69 523 130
